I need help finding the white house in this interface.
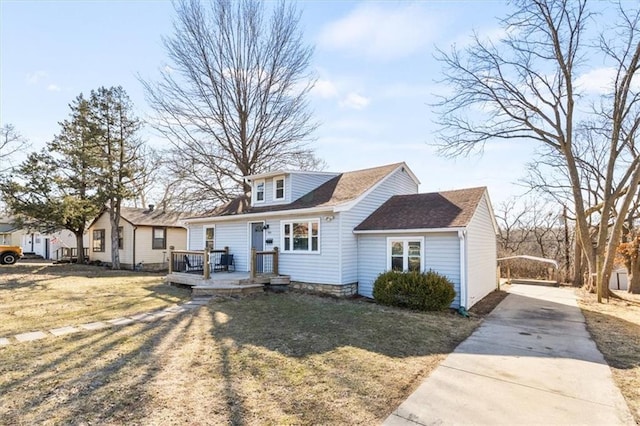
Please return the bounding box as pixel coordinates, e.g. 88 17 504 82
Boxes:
87 205 188 271
0 216 83 260
183 162 498 309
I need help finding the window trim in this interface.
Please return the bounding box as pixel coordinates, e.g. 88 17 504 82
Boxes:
386 237 424 272
281 218 320 254
203 225 215 250
254 179 265 204
93 229 106 252
273 176 285 201
152 227 167 250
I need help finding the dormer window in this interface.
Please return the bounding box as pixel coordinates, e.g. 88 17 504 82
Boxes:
255 180 265 203
274 176 285 201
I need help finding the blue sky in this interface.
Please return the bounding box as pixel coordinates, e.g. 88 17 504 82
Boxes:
1 1 558 206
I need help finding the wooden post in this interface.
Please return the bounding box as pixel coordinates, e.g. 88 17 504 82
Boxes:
224 246 229 272
273 247 279 276
168 248 174 274
204 250 210 280
250 247 256 279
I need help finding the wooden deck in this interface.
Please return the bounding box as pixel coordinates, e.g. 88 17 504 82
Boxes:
165 271 265 296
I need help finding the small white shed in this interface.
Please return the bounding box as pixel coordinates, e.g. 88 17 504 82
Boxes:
609 267 629 291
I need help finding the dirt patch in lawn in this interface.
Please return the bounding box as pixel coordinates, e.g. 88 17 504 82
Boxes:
0 292 480 425
0 262 189 336
578 289 640 423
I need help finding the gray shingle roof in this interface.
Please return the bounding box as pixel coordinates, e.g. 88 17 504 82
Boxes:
191 163 404 218
355 187 487 231
119 207 187 227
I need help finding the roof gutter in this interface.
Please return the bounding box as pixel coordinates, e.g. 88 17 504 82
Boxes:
182 206 335 225
353 226 466 235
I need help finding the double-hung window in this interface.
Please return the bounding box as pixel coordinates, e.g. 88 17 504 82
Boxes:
282 219 319 253
255 180 265 203
388 238 423 272
274 177 285 201
93 229 105 252
117 226 124 249
152 227 167 250
204 226 215 250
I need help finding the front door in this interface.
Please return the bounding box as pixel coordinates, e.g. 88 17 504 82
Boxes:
251 222 264 273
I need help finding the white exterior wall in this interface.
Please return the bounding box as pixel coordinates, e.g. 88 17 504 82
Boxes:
191 212 340 283
465 193 498 308
610 267 629 291
356 232 462 308
187 223 206 250
89 213 186 268
341 167 418 284
273 213 340 284
88 213 112 264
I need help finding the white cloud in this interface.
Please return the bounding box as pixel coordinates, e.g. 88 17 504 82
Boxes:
26 70 48 85
47 84 61 92
317 4 440 60
575 67 616 94
311 79 339 99
340 92 370 110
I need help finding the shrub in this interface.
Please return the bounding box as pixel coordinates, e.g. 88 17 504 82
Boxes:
373 270 456 311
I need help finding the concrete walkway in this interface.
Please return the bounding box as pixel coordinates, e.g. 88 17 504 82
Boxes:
385 284 635 425
0 297 212 347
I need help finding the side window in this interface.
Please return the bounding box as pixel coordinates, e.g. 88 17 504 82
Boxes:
274 177 285 200
204 227 215 250
152 227 167 250
118 226 124 249
93 229 105 252
255 180 265 203
388 238 422 272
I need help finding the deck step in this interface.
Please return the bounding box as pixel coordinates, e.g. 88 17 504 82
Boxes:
191 284 264 297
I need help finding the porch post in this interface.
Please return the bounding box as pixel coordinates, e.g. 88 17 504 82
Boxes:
250 247 256 279
168 248 174 274
273 247 279 276
204 250 210 280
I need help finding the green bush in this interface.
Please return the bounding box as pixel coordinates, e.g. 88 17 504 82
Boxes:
373 270 456 311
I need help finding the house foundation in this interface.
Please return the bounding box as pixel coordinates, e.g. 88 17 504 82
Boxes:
290 281 358 297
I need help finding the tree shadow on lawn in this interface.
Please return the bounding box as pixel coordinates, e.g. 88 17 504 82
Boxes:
207 292 477 360
0 311 206 425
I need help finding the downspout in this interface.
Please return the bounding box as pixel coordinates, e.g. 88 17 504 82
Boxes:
132 226 137 271
458 229 467 309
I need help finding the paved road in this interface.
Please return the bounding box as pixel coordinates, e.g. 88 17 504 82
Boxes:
385 284 635 425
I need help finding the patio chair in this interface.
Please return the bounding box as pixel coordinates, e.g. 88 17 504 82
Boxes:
215 253 235 272
183 254 203 273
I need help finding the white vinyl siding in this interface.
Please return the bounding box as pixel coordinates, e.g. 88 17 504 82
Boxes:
188 223 205 250
465 193 498 308
214 221 250 272
274 213 340 284
341 166 419 284
357 232 461 308
89 212 186 269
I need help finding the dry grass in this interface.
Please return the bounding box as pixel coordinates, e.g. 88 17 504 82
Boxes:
0 292 486 425
578 289 640 423
0 261 190 336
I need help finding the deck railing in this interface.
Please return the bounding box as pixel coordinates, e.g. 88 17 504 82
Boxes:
54 247 89 262
250 247 279 278
169 247 231 279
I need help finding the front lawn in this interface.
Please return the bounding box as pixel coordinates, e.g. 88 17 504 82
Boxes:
0 292 482 425
0 262 190 336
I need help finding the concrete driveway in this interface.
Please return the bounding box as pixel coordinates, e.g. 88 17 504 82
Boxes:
385 284 635 425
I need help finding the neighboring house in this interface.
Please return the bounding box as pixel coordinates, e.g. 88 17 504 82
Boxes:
0 216 81 260
87 205 188 271
183 162 498 309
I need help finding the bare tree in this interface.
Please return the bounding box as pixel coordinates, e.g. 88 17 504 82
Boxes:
0 124 29 175
141 0 322 212
434 0 640 302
